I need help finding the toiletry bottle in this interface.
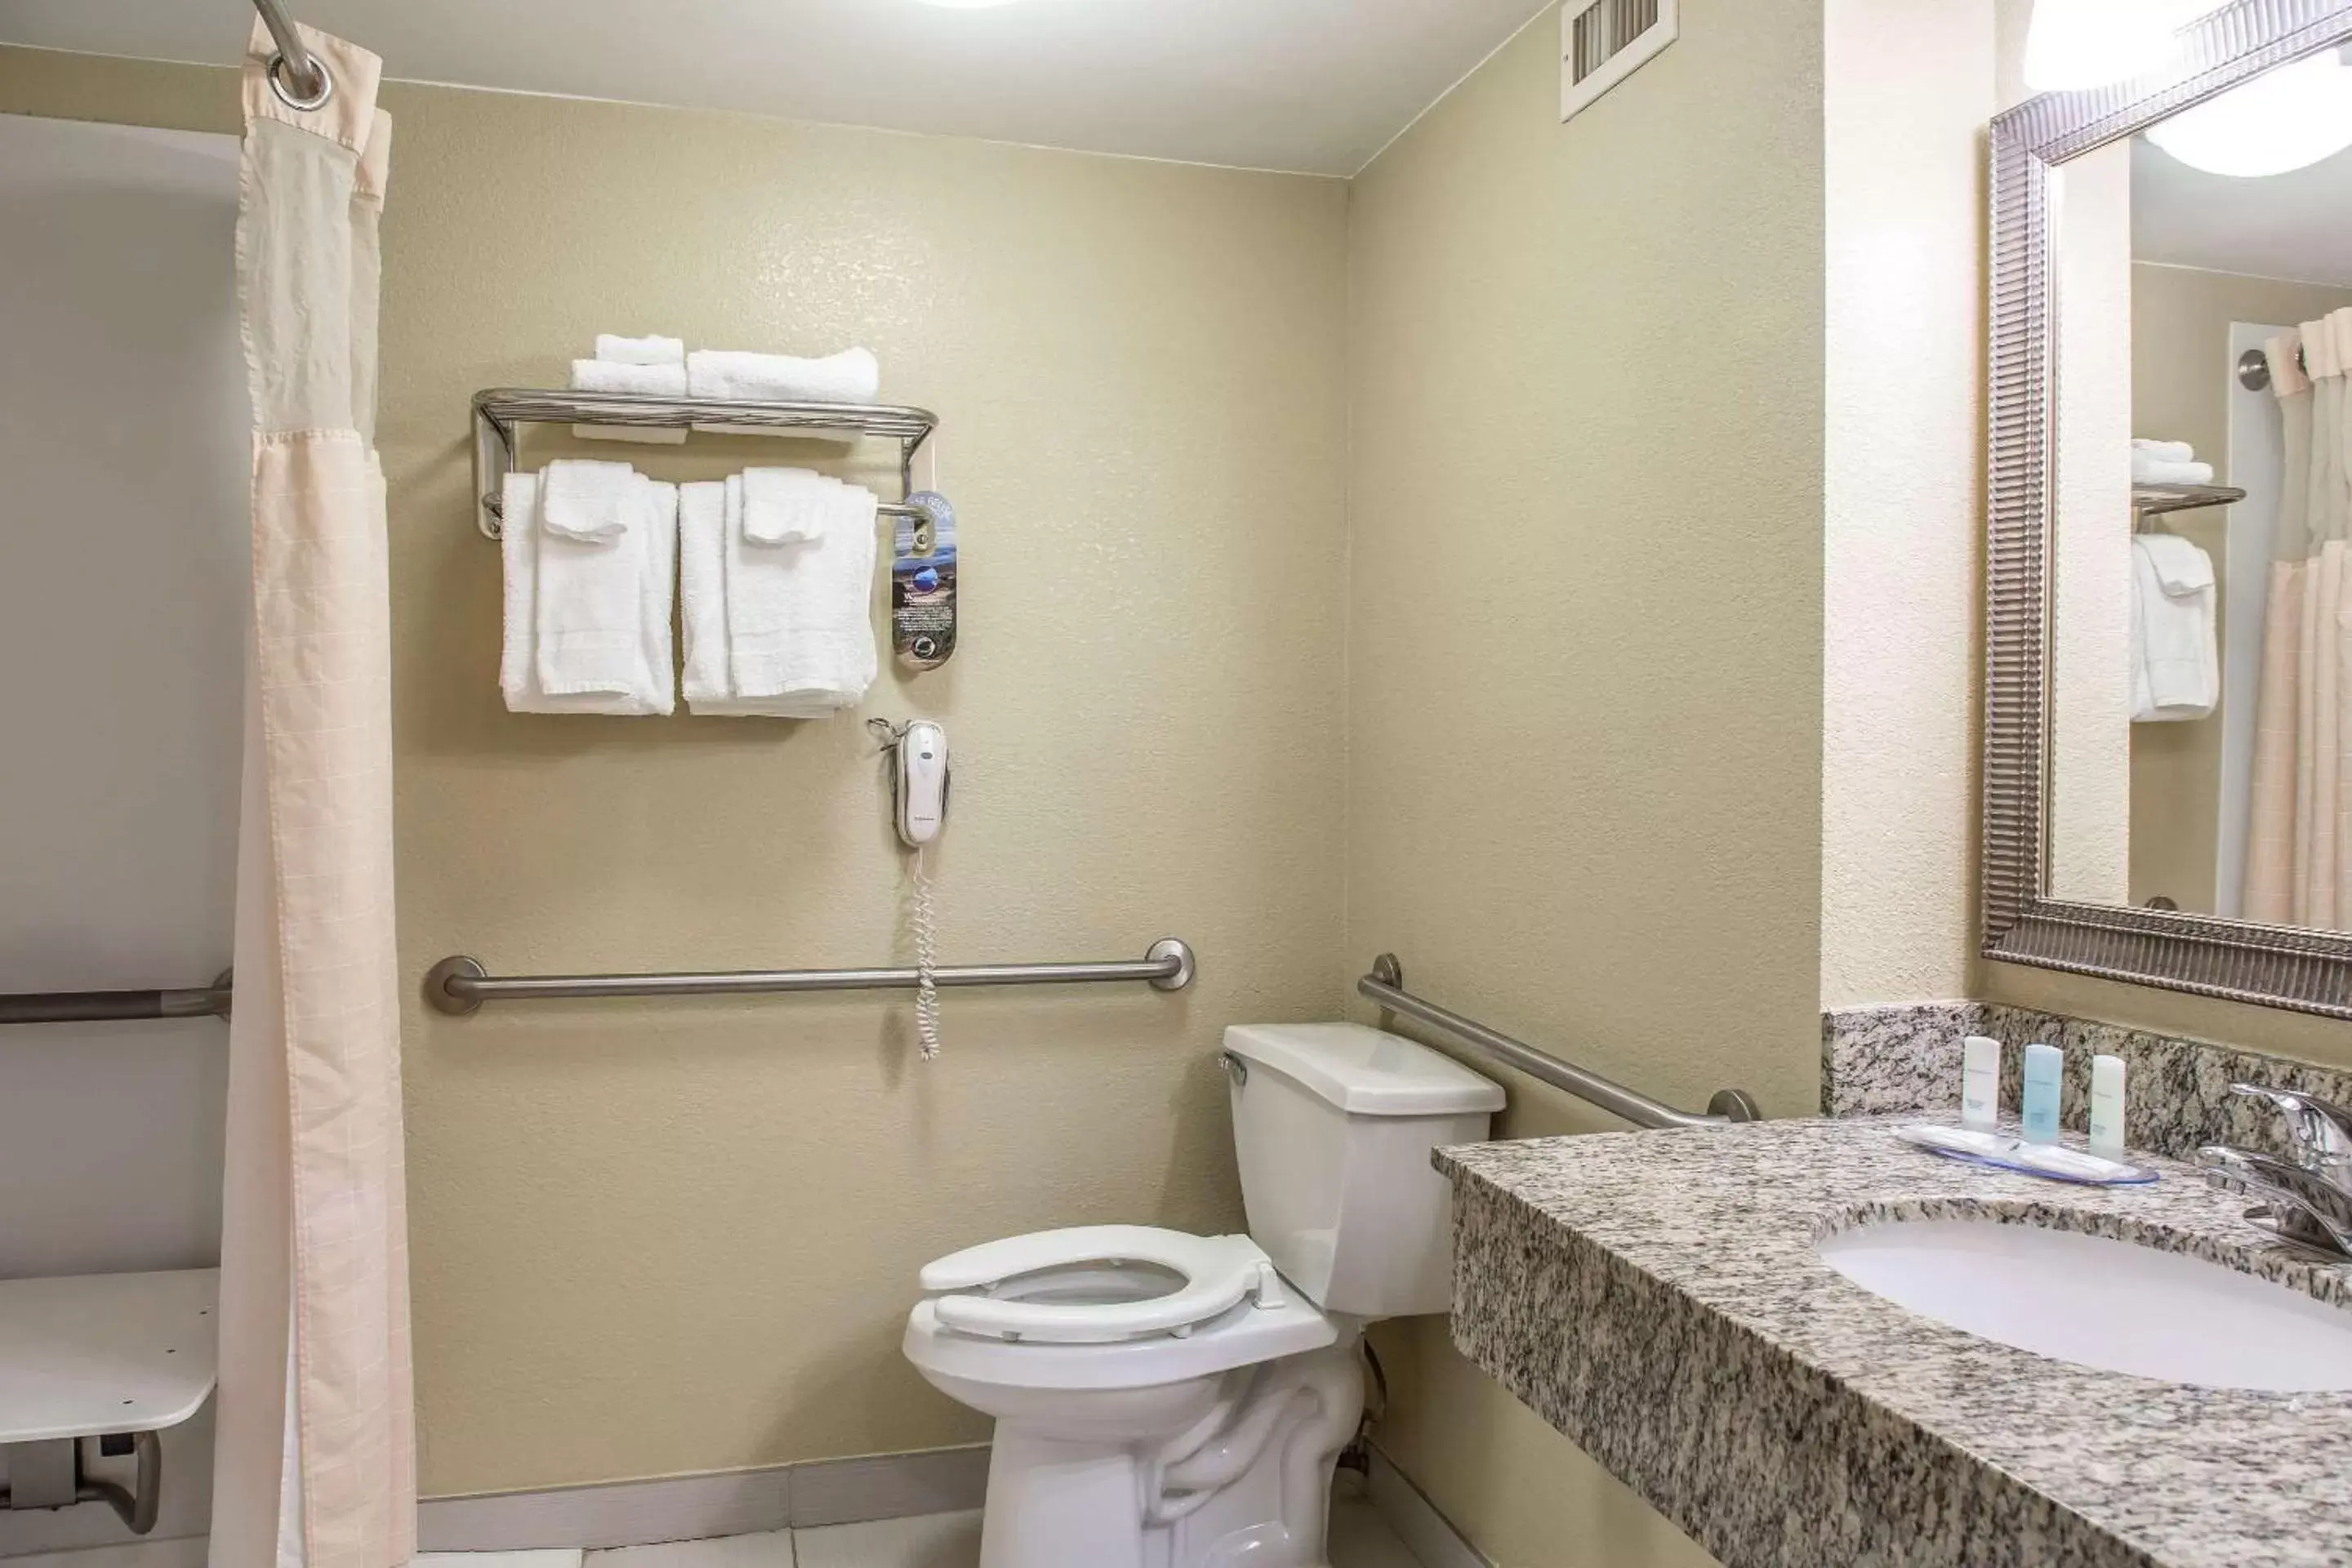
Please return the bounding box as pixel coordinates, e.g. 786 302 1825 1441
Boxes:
1961 1036 2002 1132
2021 1043 2063 1144
2088 1054 2126 1160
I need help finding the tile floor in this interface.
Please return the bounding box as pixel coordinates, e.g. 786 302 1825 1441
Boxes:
412 1490 1424 1568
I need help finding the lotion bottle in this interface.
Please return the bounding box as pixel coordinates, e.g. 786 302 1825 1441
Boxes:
2088 1054 2127 1160
1961 1036 2002 1132
2021 1042 2063 1144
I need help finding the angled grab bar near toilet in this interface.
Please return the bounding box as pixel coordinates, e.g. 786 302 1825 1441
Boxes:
1356 954 1758 1130
425 939 1196 1016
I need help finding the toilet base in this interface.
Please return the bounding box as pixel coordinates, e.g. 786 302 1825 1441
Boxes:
972 1334 1365 1568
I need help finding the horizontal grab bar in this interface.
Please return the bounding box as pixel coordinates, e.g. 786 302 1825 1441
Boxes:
0 971 233 1027
425 939 1196 1017
1356 954 1757 1130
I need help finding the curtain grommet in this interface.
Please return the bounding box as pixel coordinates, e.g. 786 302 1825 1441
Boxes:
266 52 334 112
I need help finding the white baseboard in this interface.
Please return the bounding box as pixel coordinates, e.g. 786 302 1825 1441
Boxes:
1365 1446 1492 1568
415 1444 990 1553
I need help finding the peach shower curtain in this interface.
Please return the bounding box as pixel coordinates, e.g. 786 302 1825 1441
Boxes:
208 21 415 1568
2243 309 2352 929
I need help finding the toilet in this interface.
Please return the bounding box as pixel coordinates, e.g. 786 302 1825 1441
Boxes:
902 1022 1505 1568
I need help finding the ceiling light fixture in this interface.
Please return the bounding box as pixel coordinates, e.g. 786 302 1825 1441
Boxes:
2145 47 2352 176
2023 0 2224 92
913 0 1022 8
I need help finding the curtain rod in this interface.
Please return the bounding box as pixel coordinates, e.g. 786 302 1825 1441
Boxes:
251 0 329 106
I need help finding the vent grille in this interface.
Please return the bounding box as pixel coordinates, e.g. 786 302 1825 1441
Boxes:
1570 0 1659 85
1560 0 1677 122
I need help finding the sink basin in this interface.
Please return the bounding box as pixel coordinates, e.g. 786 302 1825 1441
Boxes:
1818 1218 2352 1392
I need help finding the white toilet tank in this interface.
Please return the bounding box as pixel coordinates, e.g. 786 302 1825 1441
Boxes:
1223 1022 1504 1319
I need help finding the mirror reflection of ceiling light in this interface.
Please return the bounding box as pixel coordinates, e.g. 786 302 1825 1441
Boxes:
2145 49 2352 177
2023 0 2224 91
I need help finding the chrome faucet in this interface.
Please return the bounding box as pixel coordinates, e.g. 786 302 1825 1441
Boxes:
2198 1084 2352 1260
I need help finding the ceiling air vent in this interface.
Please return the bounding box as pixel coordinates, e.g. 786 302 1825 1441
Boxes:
1561 0 1677 122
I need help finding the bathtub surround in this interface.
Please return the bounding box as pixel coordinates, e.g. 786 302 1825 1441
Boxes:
1441 1119 2352 1568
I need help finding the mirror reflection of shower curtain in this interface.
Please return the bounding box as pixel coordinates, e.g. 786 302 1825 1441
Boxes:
208 20 415 1568
2242 310 2352 929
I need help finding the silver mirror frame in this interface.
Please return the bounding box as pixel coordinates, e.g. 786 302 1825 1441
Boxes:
1984 0 2352 1018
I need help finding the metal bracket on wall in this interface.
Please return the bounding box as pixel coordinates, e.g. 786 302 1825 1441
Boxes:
0 1431 163 1535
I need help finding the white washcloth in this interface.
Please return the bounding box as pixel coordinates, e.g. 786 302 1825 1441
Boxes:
686 347 882 438
2132 452 2216 487
570 359 688 397
2131 533 2218 721
723 472 879 715
540 458 636 541
2133 438 2195 464
595 333 684 367
742 467 835 546
501 471 675 715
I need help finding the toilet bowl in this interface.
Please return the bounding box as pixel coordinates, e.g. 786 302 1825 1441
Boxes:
904 1023 1504 1568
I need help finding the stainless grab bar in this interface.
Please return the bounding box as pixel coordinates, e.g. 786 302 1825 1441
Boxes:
1356 954 1757 1130
425 939 1196 1017
0 971 233 1027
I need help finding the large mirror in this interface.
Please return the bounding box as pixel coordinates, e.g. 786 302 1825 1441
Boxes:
1986 0 2352 1015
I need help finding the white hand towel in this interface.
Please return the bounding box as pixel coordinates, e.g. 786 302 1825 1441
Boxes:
742 467 834 546
2131 534 2219 721
2132 438 2196 463
595 333 684 367
501 471 675 715
541 459 636 541
2132 453 2216 487
724 472 879 715
571 359 688 396
686 348 882 439
679 479 732 709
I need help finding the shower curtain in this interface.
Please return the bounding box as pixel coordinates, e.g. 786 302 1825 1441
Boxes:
208 21 415 1568
2243 309 2352 929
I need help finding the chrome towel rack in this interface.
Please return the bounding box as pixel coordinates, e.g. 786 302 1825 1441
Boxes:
425 939 1196 1017
1356 954 1757 1130
472 388 939 541
0 972 233 1027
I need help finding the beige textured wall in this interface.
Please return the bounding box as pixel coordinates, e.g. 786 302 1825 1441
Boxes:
0 45 1352 1495
2127 263 2352 913
1820 0 1990 1009
1344 3 1823 1562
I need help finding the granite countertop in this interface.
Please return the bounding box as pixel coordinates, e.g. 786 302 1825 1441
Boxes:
1437 1117 2352 1568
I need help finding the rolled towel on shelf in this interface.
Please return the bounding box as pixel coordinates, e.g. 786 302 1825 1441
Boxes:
688 347 882 436
2132 455 2216 488
595 333 684 367
574 334 689 444
2132 438 2196 464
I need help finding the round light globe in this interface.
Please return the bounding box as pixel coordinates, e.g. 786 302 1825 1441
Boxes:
2145 51 2352 177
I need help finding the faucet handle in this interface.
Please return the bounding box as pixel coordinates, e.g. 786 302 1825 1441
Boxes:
2198 1146 2352 1258
2229 1083 2352 1168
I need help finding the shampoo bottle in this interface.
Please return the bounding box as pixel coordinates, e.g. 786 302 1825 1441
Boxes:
1961 1036 2002 1131
2021 1042 2063 1144
2088 1054 2127 1160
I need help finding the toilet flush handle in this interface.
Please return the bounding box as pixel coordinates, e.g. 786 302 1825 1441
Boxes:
1252 1262 1286 1311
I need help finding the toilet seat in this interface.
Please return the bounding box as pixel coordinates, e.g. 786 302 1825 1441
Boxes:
921 1226 1282 1344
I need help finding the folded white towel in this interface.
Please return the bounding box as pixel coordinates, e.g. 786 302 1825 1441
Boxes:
595 333 684 367
2131 533 2218 722
501 471 675 715
688 347 880 406
679 480 732 710
2132 438 2196 463
540 459 636 541
570 359 688 397
2132 453 2216 487
741 467 838 546
724 471 879 715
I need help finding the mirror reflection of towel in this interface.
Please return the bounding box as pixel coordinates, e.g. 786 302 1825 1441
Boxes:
2130 533 2218 722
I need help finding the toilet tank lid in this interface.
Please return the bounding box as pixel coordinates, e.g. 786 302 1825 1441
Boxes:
1223 1022 1505 1116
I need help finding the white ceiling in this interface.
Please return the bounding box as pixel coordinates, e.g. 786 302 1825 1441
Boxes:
0 0 1551 176
2133 134 2352 288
